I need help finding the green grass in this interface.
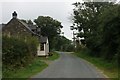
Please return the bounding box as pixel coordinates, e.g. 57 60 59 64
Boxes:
48 52 60 60
39 52 60 61
2 57 48 79
74 52 118 79
2 52 60 79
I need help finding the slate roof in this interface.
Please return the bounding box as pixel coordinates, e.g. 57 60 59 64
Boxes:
2 19 48 43
2 11 48 43
18 19 40 37
40 36 48 43
18 19 36 34
28 25 37 30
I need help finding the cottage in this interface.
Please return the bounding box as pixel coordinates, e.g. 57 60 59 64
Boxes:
2 11 49 56
38 36 49 56
2 11 37 37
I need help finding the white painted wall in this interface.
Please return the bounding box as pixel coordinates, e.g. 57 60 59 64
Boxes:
45 39 49 55
37 44 45 56
37 38 49 56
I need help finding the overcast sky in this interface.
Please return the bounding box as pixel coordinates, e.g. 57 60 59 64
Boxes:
1 0 83 40
1 0 119 40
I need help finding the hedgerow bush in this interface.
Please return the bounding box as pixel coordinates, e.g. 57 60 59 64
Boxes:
2 36 39 70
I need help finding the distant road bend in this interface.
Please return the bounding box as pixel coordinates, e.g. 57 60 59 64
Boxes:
32 52 105 78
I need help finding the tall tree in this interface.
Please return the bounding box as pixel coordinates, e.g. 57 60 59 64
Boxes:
72 1 120 62
34 16 63 50
72 2 114 56
53 36 73 51
98 4 120 60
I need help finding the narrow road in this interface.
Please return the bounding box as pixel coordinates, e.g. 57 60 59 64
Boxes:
32 52 105 78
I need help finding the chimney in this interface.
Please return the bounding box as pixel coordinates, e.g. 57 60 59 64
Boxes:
12 11 17 18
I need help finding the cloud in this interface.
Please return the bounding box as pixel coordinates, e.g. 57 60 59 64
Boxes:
0 0 82 2
1 2 78 40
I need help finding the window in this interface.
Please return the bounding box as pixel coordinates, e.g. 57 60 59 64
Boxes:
40 43 44 51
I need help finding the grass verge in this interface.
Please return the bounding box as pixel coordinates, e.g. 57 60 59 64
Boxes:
2 52 60 79
2 57 48 79
74 51 118 79
40 52 60 61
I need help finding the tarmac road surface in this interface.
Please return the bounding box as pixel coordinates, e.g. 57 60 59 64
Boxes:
31 52 105 78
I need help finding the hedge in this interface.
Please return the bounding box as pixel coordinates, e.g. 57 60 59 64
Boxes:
2 36 39 70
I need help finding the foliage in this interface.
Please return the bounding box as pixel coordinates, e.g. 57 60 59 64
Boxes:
71 2 120 62
65 44 75 52
34 16 73 51
74 50 118 78
34 16 63 50
97 4 120 61
39 52 60 61
2 35 39 72
2 57 48 78
47 52 60 60
51 36 74 51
